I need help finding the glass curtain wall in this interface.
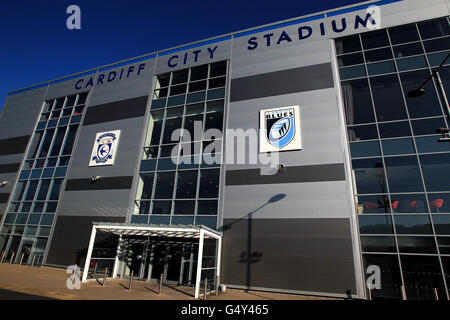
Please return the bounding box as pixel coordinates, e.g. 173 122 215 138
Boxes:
337 17 450 300
0 92 88 266
132 61 227 229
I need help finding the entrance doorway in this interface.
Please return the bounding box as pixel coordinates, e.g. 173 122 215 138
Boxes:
122 238 197 285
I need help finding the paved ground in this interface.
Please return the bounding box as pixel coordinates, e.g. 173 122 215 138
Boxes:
0 264 339 300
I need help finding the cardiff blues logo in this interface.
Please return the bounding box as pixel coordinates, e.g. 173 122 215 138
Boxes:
91 133 117 164
265 108 295 148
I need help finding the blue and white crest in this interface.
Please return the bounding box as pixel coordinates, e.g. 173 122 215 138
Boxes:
265 108 295 149
89 130 121 166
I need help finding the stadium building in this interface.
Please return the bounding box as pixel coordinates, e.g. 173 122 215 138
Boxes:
0 0 449 300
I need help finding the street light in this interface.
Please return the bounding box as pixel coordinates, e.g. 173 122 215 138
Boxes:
408 51 450 142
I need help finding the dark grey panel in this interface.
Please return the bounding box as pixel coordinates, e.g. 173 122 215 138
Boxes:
225 163 345 186
82 96 148 126
45 215 124 267
0 193 10 203
221 218 356 295
0 163 21 174
0 136 30 156
65 176 133 191
230 63 334 102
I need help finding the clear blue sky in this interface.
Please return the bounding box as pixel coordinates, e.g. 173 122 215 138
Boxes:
0 0 369 108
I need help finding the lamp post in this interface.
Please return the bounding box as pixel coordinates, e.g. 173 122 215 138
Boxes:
408 51 450 142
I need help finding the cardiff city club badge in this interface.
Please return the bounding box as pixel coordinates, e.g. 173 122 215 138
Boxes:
89 130 121 166
259 106 301 152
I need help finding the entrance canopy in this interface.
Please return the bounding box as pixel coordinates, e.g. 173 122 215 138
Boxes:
82 222 222 299
93 222 222 240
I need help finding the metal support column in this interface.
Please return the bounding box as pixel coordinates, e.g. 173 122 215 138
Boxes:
194 229 205 299
82 225 97 282
112 235 122 279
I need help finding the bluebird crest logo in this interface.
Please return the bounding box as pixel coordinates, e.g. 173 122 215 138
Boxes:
260 106 301 153
89 130 121 166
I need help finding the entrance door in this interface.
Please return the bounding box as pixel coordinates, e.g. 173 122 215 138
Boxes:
124 241 145 278
150 243 168 280
166 243 183 282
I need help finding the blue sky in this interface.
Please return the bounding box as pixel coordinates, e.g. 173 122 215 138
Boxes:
0 0 369 108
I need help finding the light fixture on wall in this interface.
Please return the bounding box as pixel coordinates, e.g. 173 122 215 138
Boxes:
91 176 102 182
0 181 8 187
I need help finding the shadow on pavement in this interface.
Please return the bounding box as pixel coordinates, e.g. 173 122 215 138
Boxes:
0 289 55 300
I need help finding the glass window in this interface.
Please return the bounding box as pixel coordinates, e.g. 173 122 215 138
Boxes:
151 201 172 214
367 61 396 76
390 193 429 214
45 202 58 213
381 138 415 156
347 124 378 141
162 117 182 144
428 51 450 67
337 52 364 67
370 75 408 122
184 114 204 140
138 173 154 200
205 111 223 131
38 129 56 158
154 172 175 199
190 65 208 81
174 200 195 215
349 141 381 158
396 56 428 72
209 77 226 89
199 169 220 198
335 35 361 54
153 88 168 99
61 125 79 155
33 202 44 213
356 195 391 214
361 29 390 50
384 156 424 193
389 24 420 45
197 200 218 215
341 79 375 125
420 153 450 192
417 18 450 39
24 181 39 201
176 170 198 199
397 236 437 253
135 200 150 215
209 61 227 77
189 80 207 92
364 47 393 63
352 158 387 194
393 42 424 58
378 121 411 138
49 126 67 157
159 144 179 158
400 255 446 300
434 214 450 234
411 118 447 135
400 70 443 118
169 84 187 96
428 193 450 213
27 131 44 159
172 69 189 85
394 215 433 234
157 158 177 171
423 36 450 53
77 92 88 105
48 179 63 201
36 179 51 201
358 215 393 234
12 181 27 202
416 136 450 153
339 65 366 80
360 236 396 252
156 73 170 88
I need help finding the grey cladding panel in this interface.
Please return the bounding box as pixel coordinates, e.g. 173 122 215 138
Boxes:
65 176 133 191
0 87 47 140
46 215 124 267
83 96 148 126
0 136 30 156
230 63 334 102
222 218 356 295
226 163 345 185
0 163 21 174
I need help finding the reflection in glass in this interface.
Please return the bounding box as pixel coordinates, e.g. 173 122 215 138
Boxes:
347 124 378 141
389 194 429 213
342 79 375 125
360 236 396 252
420 154 450 192
397 236 437 253
356 195 391 214
384 156 424 192
394 215 432 234
358 215 393 234
352 158 387 194
370 75 407 122
381 138 415 156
